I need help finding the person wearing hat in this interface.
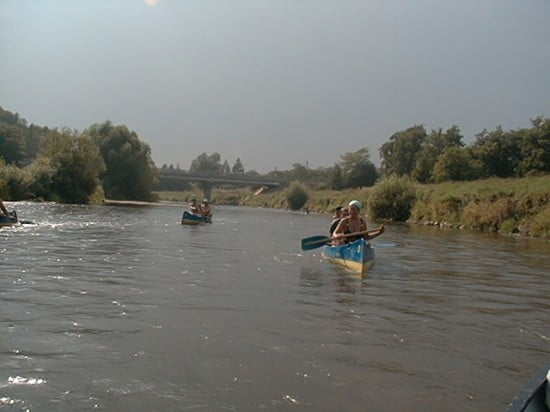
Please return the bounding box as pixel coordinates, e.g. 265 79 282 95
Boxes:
189 197 202 216
200 199 212 222
332 200 384 244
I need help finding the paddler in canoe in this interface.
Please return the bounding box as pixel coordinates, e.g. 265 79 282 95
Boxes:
200 199 213 223
0 199 18 226
332 200 384 245
188 197 202 216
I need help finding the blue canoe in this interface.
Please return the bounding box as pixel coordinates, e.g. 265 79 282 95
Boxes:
0 210 18 227
322 238 375 275
507 366 549 412
181 210 212 225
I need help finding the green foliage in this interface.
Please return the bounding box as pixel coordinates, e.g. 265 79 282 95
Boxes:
516 117 550 176
232 158 245 174
527 207 550 238
88 121 158 201
26 158 57 200
0 106 48 165
462 198 518 232
286 181 309 210
191 152 222 173
0 123 26 165
221 160 231 174
287 163 308 181
432 147 483 183
367 176 416 221
0 159 30 200
189 152 222 194
34 129 105 203
327 164 344 190
379 125 426 176
470 126 522 178
338 147 378 188
412 126 464 183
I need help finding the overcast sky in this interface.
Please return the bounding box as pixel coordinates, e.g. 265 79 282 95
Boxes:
1 0 549 172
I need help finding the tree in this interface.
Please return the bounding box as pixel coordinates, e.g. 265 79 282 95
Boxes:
191 152 222 174
31 128 105 203
338 147 377 188
516 117 550 175
327 164 344 190
470 126 522 178
412 125 464 183
287 163 309 181
0 107 48 164
379 125 426 176
432 147 483 183
232 158 244 174
221 160 231 174
0 123 25 165
87 121 158 201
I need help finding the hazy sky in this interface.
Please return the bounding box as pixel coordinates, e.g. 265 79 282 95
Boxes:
1 0 549 172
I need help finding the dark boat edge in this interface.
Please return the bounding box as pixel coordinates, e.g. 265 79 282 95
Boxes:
507 366 549 412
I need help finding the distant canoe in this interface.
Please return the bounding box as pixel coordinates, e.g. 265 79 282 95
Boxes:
507 366 549 412
181 210 212 225
0 210 18 227
322 238 375 275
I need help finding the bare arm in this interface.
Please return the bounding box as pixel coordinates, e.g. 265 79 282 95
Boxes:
0 201 9 216
364 224 385 240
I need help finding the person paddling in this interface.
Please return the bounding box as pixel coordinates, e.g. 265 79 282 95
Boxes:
0 199 15 220
201 199 212 222
329 205 343 236
332 200 384 244
189 197 202 216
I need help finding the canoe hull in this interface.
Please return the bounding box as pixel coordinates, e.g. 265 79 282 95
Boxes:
181 210 212 225
507 367 549 412
322 238 375 275
181 210 205 225
0 210 18 227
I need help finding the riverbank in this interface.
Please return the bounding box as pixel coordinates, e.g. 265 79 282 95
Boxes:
155 175 550 239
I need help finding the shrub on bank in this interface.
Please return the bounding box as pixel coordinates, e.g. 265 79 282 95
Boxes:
0 160 30 200
367 176 416 221
286 181 309 210
155 175 549 238
527 207 550 238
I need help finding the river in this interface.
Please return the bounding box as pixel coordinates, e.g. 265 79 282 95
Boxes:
1 202 548 411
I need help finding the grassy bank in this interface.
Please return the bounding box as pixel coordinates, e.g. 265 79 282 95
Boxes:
156 175 550 239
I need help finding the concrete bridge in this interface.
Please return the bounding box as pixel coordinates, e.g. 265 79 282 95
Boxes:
157 169 283 199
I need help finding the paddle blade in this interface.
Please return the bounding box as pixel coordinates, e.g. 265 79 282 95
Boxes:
301 235 330 251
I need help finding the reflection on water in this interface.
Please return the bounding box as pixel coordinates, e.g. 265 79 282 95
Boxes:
1 202 549 411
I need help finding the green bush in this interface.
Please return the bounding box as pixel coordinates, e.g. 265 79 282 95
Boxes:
286 181 309 210
367 176 416 221
0 159 30 200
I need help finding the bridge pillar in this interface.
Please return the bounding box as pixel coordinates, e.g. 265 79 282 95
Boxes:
202 184 212 201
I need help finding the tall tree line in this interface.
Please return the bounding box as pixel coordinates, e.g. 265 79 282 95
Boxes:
0 107 158 203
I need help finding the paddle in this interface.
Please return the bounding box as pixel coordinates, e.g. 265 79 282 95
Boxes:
301 229 372 251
